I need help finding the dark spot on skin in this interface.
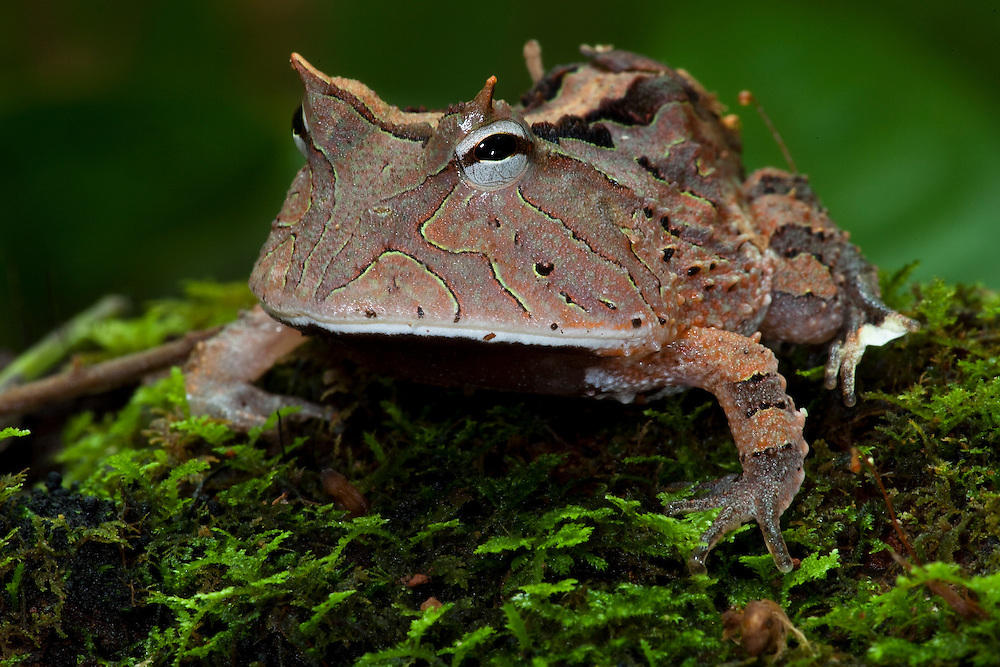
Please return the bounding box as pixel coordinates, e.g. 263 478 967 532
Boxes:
531 122 560 144
638 145 725 202
631 317 642 328
662 248 674 262
643 206 654 218
687 266 701 276
705 284 714 290
743 400 788 418
745 171 820 207
637 156 665 181
657 214 680 237
520 64 575 111
709 262 717 270
417 306 424 319
453 315 461 323
550 322 559 330
731 372 789 420
365 310 377 318
770 225 836 265
514 233 521 246
531 115 614 148
534 262 555 276
560 291 577 306
658 317 667 325
491 218 502 228
584 73 690 126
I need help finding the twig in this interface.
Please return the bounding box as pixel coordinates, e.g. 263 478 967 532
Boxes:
862 452 920 564
862 451 987 620
0 328 219 417
0 295 129 391
739 91 797 174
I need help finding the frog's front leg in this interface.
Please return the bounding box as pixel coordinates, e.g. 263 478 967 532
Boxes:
185 306 328 429
590 327 807 574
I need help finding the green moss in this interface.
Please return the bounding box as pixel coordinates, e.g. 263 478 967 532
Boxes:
83 281 257 359
1 276 999 664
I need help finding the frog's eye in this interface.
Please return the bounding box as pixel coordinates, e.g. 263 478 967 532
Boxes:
292 105 310 158
456 119 532 191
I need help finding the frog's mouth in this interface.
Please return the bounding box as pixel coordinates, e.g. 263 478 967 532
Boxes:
271 311 655 357
291 323 612 397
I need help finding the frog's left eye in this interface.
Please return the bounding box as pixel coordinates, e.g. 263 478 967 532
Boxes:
292 105 310 158
456 119 532 191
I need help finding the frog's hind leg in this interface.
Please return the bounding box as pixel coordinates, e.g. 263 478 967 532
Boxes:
592 326 808 573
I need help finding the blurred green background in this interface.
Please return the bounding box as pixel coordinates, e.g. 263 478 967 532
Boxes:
2 0 998 352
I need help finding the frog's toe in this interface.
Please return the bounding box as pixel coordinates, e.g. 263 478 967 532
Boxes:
187 381 332 431
825 291 919 405
665 442 804 574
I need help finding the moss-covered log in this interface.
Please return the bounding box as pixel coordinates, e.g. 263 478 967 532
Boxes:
1 274 998 665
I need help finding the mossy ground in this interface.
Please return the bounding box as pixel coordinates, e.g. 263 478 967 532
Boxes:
1 273 998 665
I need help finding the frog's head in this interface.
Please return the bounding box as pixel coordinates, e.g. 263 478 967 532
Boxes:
249 54 668 355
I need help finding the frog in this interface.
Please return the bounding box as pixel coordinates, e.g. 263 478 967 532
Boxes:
184 43 917 574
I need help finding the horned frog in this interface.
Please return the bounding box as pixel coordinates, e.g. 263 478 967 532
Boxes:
186 43 917 574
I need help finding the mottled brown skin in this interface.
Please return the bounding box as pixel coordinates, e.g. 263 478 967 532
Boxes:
187 44 917 573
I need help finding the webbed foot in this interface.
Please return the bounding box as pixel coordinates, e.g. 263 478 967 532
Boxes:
665 442 805 574
825 278 919 406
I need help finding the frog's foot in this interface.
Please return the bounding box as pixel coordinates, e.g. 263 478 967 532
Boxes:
665 442 805 574
824 279 919 406
186 378 330 431
184 306 332 431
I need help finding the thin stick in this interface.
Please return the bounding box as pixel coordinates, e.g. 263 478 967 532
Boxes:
0 327 219 416
739 91 797 174
0 295 129 391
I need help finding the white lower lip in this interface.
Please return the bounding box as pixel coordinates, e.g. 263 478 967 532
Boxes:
276 314 641 351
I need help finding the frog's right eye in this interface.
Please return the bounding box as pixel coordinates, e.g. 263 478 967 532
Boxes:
456 119 532 191
292 105 309 157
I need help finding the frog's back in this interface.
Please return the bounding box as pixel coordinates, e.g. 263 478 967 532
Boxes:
519 49 774 335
